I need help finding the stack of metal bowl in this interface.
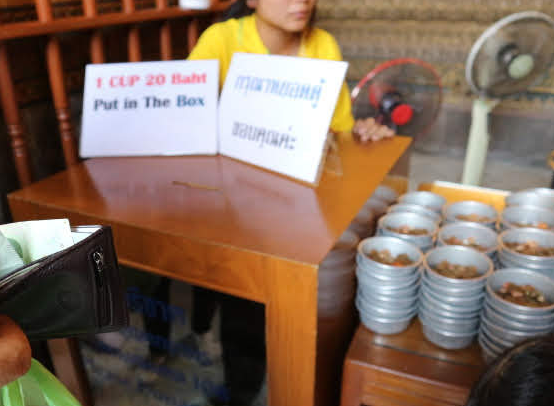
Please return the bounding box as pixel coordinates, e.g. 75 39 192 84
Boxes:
356 236 422 335
387 203 442 224
319 230 359 317
505 190 554 211
377 212 438 252
348 206 376 240
443 201 498 230
438 222 498 264
498 228 554 280
499 205 554 232
373 185 399 206
479 268 554 363
419 246 494 349
398 191 446 213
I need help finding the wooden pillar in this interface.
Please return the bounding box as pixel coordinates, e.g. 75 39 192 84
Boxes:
0 42 33 187
82 0 105 63
36 0 79 167
122 0 141 62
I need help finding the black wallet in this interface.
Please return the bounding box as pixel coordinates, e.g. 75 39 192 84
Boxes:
0 225 129 340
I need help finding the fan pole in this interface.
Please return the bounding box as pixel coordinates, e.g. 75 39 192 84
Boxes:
461 98 499 185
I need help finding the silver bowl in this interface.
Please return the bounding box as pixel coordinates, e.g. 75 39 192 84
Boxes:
444 201 498 229
373 185 398 205
422 280 484 305
418 306 480 334
498 228 554 271
420 314 477 350
500 205 554 232
522 188 554 200
378 212 438 250
479 323 512 352
357 236 423 275
320 230 359 269
361 278 420 298
480 314 549 345
359 311 415 335
438 222 498 258
357 270 420 291
486 268 554 316
423 246 494 288
358 289 418 311
398 191 446 212
478 329 503 359
423 269 487 297
419 295 479 320
485 294 554 327
481 302 554 333
387 204 442 223
356 294 418 319
419 287 483 316
363 198 388 217
506 191 554 211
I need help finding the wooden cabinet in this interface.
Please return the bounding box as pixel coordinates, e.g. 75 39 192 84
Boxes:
341 320 485 406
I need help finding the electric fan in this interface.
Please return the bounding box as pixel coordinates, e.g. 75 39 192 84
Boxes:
462 11 554 185
351 58 443 141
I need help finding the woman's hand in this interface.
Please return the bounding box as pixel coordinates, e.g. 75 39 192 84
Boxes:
353 118 395 143
0 315 31 387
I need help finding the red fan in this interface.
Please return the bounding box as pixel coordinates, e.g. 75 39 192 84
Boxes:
351 58 443 141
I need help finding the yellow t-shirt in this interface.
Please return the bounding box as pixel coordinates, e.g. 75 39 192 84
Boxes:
188 14 355 133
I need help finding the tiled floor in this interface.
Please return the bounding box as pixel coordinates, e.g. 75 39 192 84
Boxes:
80 151 553 406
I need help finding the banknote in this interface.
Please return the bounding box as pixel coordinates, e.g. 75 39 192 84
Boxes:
0 219 74 265
0 231 25 276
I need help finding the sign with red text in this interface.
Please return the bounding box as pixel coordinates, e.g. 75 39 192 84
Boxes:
80 60 219 157
218 53 348 185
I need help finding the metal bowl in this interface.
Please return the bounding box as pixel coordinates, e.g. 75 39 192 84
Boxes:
422 280 485 305
423 246 494 288
506 191 554 211
357 269 420 291
485 294 554 327
522 188 554 200
438 222 498 257
419 287 483 316
498 228 554 269
419 295 479 320
320 230 359 269
363 198 388 217
481 314 549 346
398 191 447 212
356 294 418 319
378 213 438 250
481 302 554 333
500 205 554 232
358 288 418 311
387 204 442 223
359 311 415 335
357 236 423 275
420 314 477 350
361 278 420 298
373 185 398 205
444 201 498 229
486 268 554 316
420 279 485 308
478 329 503 358
418 306 480 334
479 324 512 353
423 269 487 297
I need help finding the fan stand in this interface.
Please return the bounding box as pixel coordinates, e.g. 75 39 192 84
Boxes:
461 98 500 185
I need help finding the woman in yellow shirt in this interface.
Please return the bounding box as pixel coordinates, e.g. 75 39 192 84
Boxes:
188 2 393 405
189 0 394 141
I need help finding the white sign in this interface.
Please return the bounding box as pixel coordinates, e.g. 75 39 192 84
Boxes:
218 53 348 185
80 60 219 157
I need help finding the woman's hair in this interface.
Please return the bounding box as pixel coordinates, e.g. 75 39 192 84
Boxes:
466 335 554 406
220 0 316 27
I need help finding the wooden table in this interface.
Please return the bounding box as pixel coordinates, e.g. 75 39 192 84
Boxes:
341 321 485 406
8 136 410 406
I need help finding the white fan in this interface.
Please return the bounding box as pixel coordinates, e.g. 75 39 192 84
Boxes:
462 11 554 185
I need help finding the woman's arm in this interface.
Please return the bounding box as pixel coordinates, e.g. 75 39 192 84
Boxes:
0 315 31 387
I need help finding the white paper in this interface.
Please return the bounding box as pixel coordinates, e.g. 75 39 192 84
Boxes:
218 53 348 184
80 60 219 157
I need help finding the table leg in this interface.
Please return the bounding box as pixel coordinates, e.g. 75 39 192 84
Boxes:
339 358 364 406
265 260 318 406
47 338 94 406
